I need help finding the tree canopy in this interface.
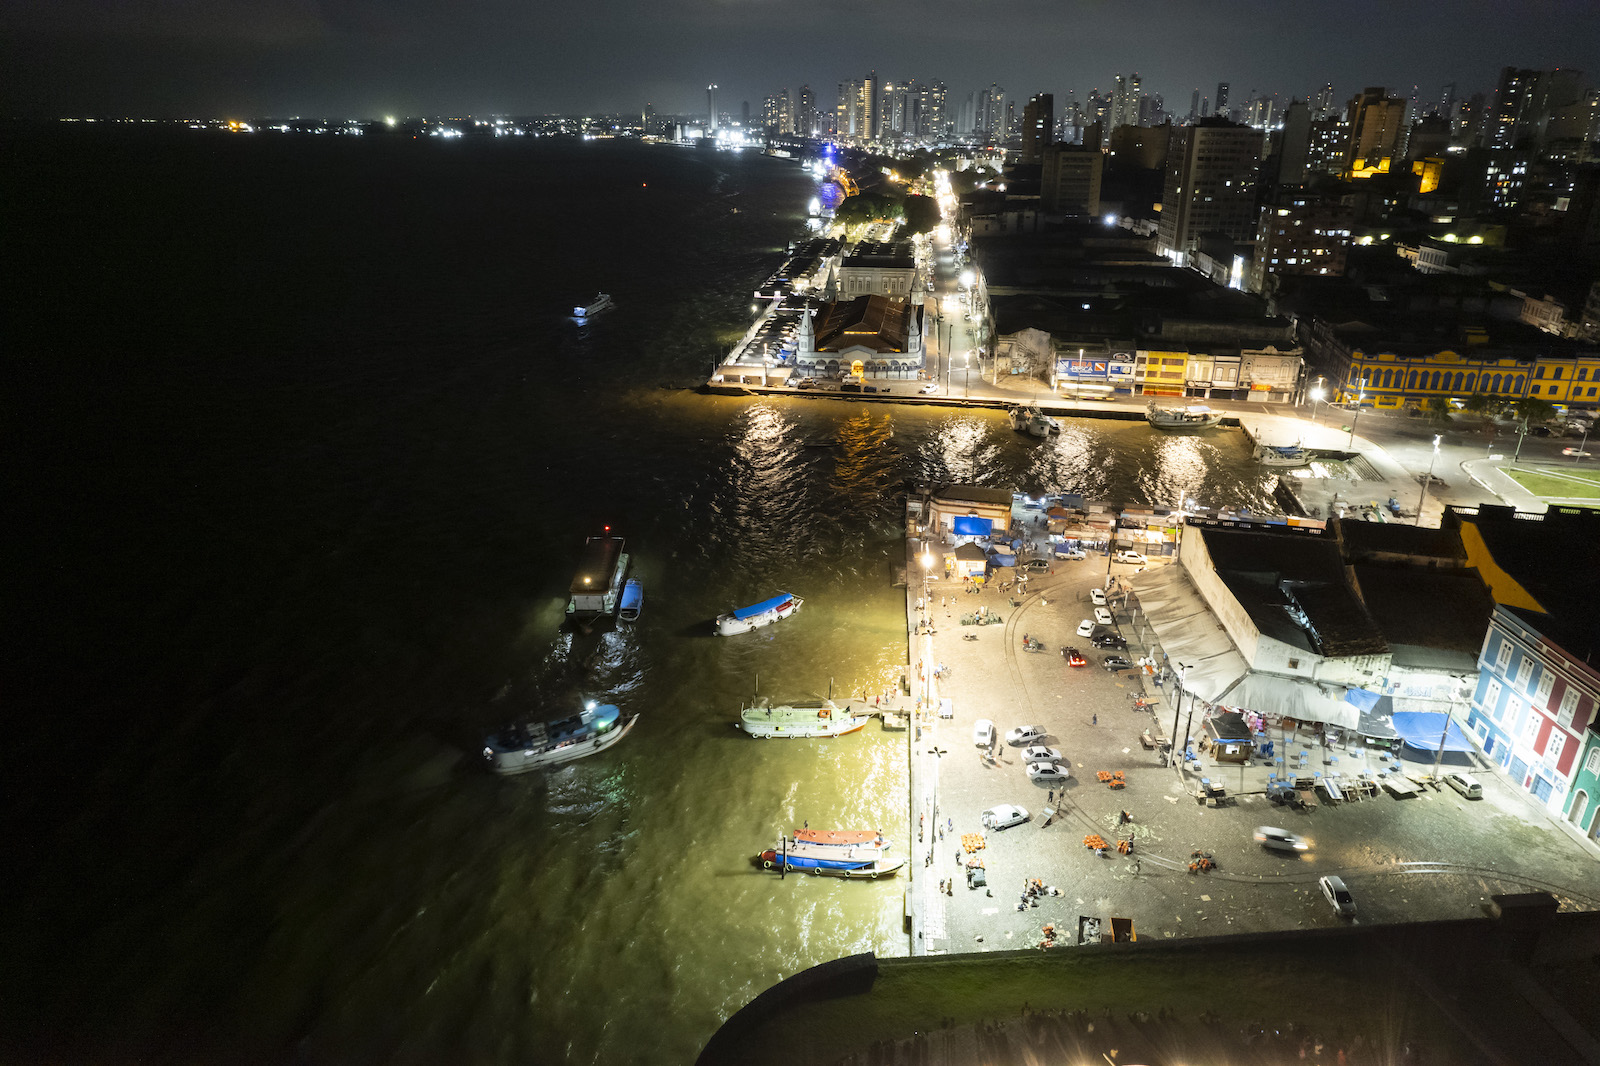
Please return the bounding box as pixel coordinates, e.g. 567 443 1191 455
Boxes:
833 193 903 227
901 195 940 235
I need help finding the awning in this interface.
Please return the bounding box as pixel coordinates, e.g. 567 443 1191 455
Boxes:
1223 673 1358 730
1128 566 1248 703
1391 711 1476 753
953 516 993 536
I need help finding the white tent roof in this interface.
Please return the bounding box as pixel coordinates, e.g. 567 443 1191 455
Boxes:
1131 566 1358 729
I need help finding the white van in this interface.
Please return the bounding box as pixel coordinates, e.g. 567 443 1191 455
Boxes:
1444 772 1483 799
939 697 954 719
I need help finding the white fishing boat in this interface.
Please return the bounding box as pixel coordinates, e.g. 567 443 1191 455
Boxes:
482 700 638 775
737 698 869 738
1008 404 1060 438
715 592 802 636
1256 442 1310 468
574 293 615 319
1146 402 1224 429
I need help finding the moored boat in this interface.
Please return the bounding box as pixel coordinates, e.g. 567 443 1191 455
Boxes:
618 578 644 622
1146 401 1224 429
567 532 630 623
794 828 887 848
1256 442 1310 468
574 293 615 319
737 698 867 738
757 846 906 879
1008 404 1060 438
483 700 638 775
715 592 802 636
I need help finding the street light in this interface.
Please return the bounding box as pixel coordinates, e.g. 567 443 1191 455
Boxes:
1169 662 1189 768
1309 377 1326 426
964 352 972 399
1416 433 1442 525
1577 423 1592 463
1346 377 1368 450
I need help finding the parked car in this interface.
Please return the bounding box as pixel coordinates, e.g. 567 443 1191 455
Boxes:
1444 772 1483 799
1093 606 1114 627
1102 655 1132 671
1076 619 1096 637
1006 724 1049 746
1022 746 1063 763
973 718 996 748
982 803 1030 831
1113 550 1148 565
1021 559 1051 572
1026 761 1072 784
939 697 954 719
1090 588 1107 606
1092 632 1128 649
919 382 938 395
840 382 862 393
794 378 817 389
1056 547 1088 561
1065 648 1087 667
1254 826 1311 853
1319 874 1357 917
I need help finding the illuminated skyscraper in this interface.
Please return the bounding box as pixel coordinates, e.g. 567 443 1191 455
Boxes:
707 84 719 131
1022 93 1053 162
1343 86 1409 175
1157 116 1264 262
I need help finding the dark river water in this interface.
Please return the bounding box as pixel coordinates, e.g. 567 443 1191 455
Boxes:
4 128 1280 1064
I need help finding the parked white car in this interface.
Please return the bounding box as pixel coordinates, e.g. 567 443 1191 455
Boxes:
1021 746 1062 763
1005 724 1049 746
1320 874 1357 916
973 718 996 748
1444 772 1483 799
1089 588 1106 606
1076 619 1096 637
1026 761 1072 784
982 803 1030 831
1056 547 1087 561
1093 607 1114 626
919 382 939 395
1113 550 1147 565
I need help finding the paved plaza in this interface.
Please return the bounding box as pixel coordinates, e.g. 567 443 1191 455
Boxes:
905 540 1600 956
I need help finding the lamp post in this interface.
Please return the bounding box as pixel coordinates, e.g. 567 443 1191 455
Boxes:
1514 415 1530 462
1416 433 1442 525
1578 423 1592 463
964 352 972 399
1309 377 1326 426
1346 378 1368 449
1169 662 1189 769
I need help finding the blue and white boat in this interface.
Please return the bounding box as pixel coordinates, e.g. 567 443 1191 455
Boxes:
757 839 906 879
715 592 802 636
618 578 644 622
483 700 638 775
1255 442 1310 468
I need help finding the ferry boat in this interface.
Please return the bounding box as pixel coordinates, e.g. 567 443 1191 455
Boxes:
1256 442 1310 468
1146 402 1224 429
758 843 906 879
483 700 638 775
567 532 630 624
1008 404 1060 438
794 828 888 848
737 698 868 738
715 592 802 636
617 578 644 622
574 293 615 319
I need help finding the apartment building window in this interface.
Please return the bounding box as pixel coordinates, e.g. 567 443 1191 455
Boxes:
1558 687 1579 729
1517 657 1534 689
1522 709 1541 748
1546 732 1565 762
1483 678 1503 716
1587 747 1600 776
1535 671 1554 705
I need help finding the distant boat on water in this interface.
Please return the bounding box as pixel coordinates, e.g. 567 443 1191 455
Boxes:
482 700 638 775
1255 442 1310 468
618 578 644 622
1146 402 1223 429
1008 404 1060 438
715 592 802 636
574 293 615 319
737 698 868 738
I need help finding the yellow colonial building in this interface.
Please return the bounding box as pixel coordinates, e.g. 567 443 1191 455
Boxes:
1341 340 1600 411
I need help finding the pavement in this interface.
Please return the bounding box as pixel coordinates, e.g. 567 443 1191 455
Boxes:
899 500 1600 958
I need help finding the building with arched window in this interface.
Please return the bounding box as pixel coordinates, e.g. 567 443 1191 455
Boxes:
793 294 927 380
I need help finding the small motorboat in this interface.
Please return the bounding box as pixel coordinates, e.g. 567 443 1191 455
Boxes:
618 578 644 622
715 592 802 636
574 293 615 319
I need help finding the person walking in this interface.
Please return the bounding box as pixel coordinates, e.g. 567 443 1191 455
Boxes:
1092 713 1098 726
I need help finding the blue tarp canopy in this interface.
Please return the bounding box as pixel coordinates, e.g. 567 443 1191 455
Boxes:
1391 711 1476 753
1345 689 1382 712
988 552 1016 567
732 593 794 620
953 516 993 536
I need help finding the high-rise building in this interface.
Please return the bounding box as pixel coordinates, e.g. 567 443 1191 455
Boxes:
643 102 658 135
1109 73 1142 131
798 85 817 137
1040 143 1104 215
974 83 1005 139
1343 86 1409 176
707 84 720 131
1189 89 1201 123
1022 93 1054 162
1216 82 1231 117
1489 66 1585 150
960 92 977 137
762 89 793 134
927 81 949 139
1157 116 1265 262
1276 100 1311 186
863 70 880 140
1139 93 1165 127
1314 82 1335 120
1252 195 1353 294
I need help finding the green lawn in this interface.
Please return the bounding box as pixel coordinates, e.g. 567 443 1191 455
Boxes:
1505 465 1600 500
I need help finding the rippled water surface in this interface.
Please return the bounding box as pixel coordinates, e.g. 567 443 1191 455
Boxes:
8 130 1281 1064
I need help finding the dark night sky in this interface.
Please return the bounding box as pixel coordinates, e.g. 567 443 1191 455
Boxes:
4 0 1599 119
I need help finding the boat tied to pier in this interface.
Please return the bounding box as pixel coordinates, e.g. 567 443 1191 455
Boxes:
758 837 906 878
1145 401 1224 429
794 828 888 848
1255 442 1310 468
567 531 630 624
1008 404 1061 438
482 700 638 775
618 578 644 622
737 698 868 738
715 592 802 636
574 293 615 319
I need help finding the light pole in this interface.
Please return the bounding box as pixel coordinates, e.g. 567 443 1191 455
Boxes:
1346 377 1368 450
1578 424 1592 463
964 352 971 399
1309 377 1326 426
1169 662 1188 768
1416 433 1442 524
1514 414 1530 462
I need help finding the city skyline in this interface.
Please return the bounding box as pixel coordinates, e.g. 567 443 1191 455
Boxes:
6 0 1600 118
